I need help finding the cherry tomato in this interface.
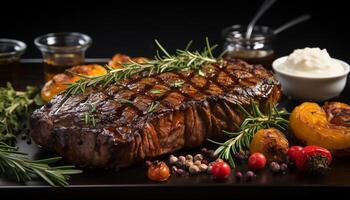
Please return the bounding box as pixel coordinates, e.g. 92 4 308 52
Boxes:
211 160 231 179
248 153 267 170
295 145 332 174
147 161 170 182
287 146 303 161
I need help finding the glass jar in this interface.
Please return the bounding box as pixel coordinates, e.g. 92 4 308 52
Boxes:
222 25 275 68
34 32 92 81
0 39 27 87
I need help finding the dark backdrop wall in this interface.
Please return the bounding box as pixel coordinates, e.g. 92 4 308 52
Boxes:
1 0 348 62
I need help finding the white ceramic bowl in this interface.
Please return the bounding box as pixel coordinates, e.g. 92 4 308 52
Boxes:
272 56 350 101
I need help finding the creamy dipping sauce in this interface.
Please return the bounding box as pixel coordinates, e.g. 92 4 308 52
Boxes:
276 48 345 77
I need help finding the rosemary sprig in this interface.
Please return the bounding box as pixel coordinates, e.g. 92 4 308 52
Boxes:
118 98 134 105
0 142 81 186
147 101 160 113
83 103 97 126
150 89 163 94
171 80 185 88
65 38 218 95
208 100 289 168
0 83 82 186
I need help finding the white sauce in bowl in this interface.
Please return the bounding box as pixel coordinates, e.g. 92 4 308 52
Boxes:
275 48 345 77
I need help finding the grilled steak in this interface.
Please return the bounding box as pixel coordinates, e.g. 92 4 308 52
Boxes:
30 59 281 169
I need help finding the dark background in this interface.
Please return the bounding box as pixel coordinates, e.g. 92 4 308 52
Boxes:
1 0 349 62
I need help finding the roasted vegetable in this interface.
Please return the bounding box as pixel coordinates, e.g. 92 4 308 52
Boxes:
289 102 350 150
41 64 107 102
249 128 289 163
295 145 332 175
147 161 170 182
41 54 149 102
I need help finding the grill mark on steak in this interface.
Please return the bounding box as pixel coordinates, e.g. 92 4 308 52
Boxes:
30 59 281 169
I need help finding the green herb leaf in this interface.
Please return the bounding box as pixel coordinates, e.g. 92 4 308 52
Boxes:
65 39 218 95
171 80 185 88
208 100 289 168
147 101 160 113
150 89 163 94
0 142 81 186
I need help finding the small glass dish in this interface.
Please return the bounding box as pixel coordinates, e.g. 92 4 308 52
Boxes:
0 39 27 87
34 32 92 80
0 39 27 64
222 25 275 68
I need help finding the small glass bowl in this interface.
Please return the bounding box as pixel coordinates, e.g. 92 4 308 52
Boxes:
0 39 27 64
34 32 92 53
222 24 275 68
34 32 92 80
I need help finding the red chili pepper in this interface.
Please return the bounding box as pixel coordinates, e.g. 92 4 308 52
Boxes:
295 145 332 174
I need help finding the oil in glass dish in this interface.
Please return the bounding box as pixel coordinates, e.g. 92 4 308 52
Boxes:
34 32 92 81
0 39 26 87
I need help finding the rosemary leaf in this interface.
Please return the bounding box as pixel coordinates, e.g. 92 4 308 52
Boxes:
208 100 289 168
65 39 218 95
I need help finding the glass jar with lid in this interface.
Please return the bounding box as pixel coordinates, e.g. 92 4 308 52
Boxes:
222 25 275 68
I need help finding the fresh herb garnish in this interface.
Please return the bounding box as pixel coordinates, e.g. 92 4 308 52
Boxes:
65 38 218 95
198 69 206 76
171 80 185 88
0 83 81 186
208 100 289 168
0 142 81 186
0 83 43 145
83 103 97 126
147 101 160 113
118 98 134 105
150 89 163 94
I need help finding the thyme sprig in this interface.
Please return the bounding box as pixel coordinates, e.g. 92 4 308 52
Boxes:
208 100 289 168
0 83 43 145
65 38 218 95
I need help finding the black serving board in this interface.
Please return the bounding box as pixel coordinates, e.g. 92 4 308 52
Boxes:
1 59 350 199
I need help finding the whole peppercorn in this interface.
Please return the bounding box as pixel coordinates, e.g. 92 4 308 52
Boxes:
169 155 178 165
269 162 281 173
177 156 186 167
145 160 152 168
280 163 288 174
186 154 193 162
199 164 208 172
171 166 178 174
235 171 243 180
201 159 209 165
207 150 217 161
189 164 200 175
194 160 202 166
194 154 204 162
185 160 194 168
201 147 208 154
176 168 187 176
246 171 255 180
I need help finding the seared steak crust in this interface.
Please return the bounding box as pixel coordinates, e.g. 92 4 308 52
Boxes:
31 59 281 169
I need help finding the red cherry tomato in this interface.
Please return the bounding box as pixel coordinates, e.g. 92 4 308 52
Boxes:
295 145 332 173
211 160 231 179
287 146 303 161
248 153 267 170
